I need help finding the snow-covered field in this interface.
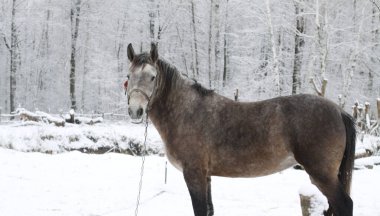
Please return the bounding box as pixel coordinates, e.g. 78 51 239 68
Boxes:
0 121 379 216
0 148 379 216
0 121 163 155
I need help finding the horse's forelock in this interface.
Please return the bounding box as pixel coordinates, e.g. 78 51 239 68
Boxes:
130 53 152 69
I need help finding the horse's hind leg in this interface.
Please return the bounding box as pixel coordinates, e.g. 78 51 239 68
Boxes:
309 175 353 216
183 167 208 216
207 177 214 216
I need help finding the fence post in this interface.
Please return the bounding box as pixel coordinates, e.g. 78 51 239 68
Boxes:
234 89 239 101
364 102 370 132
165 161 168 184
70 109 75 123
377 98 380 125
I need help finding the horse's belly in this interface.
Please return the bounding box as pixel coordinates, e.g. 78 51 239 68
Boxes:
210 154 297 178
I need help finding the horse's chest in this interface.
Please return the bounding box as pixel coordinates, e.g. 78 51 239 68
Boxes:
165 148 184 172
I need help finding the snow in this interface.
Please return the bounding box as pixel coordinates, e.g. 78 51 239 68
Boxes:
0 147 379 216
356 134 380 156
355 156 380 169
0 121 379 215
299 184 329 215
0 122 163 155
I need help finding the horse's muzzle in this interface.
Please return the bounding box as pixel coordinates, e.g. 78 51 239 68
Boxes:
128 106 144 123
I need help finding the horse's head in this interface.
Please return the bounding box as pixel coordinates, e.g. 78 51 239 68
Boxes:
125 43 158 123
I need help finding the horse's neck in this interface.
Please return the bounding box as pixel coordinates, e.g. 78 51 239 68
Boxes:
149 74 188 126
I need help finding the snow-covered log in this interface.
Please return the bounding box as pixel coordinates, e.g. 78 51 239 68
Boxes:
16 108 65 127
64 110 103 125
35 111 65 127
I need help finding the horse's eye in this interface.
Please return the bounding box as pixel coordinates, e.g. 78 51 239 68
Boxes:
151 76 156 81
127 75 130 79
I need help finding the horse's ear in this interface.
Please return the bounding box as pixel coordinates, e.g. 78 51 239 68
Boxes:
127 43 135 62
150 42 158 63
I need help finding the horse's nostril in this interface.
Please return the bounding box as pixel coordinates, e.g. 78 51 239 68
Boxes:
137 107 144 117
128 108 132 116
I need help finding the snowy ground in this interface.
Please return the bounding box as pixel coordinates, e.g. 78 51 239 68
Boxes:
0 148 379 216
0 121 163 154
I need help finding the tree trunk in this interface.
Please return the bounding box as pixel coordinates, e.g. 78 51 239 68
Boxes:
208 0 214 88
36 1 51 108
9 0 18 113
292 0 304 95
369 3 379 92
316 0 328 80
176 26 189 75
342 0 364 108
70 0 82 110
191 1 200 78
82 18 90 111
265 0 280 95
149 0 155 42
214 0 221 91
222 0 229 87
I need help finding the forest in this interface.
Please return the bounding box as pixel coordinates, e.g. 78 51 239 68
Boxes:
0 0 379 114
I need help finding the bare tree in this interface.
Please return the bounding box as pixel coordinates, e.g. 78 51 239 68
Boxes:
265 0 280 95
2 0 19 113
292 0 305 95
222 0 229 87
208 0 215 88
70 0 82 110
191 1 200 78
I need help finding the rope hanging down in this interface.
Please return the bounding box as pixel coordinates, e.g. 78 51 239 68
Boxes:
134 112 149 216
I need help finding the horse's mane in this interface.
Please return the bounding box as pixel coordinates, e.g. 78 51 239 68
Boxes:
192 81 214 97
156 58 214 98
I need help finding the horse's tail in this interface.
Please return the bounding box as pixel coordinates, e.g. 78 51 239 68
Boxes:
339 111 356 195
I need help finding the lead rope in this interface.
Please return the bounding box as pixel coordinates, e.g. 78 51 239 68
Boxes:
133 64 159 216
134 110 149 216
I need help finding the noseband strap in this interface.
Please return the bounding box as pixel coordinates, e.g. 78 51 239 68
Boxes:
127 88 151 105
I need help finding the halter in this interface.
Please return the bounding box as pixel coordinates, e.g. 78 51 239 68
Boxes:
126 65 159 113
127 88 151 105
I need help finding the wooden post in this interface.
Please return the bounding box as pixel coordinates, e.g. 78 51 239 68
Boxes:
234 89 239 101
352 102 359 120
358 104 364 130
299 184 327 216
165 161 168 184
364 102 370 132
300 194 312 216
69 109 75 123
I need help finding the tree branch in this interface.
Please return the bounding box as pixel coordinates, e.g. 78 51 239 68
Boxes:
3 36 11 51
369 0 380 11
310 77 322 96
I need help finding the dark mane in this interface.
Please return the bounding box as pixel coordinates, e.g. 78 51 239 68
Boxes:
155 59 214 98
156 59 181 101
191 82 214 97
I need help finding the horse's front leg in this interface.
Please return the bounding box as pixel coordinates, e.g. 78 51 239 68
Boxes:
183 166 208 216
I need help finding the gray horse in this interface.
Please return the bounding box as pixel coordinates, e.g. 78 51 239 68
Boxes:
125 43 356 216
